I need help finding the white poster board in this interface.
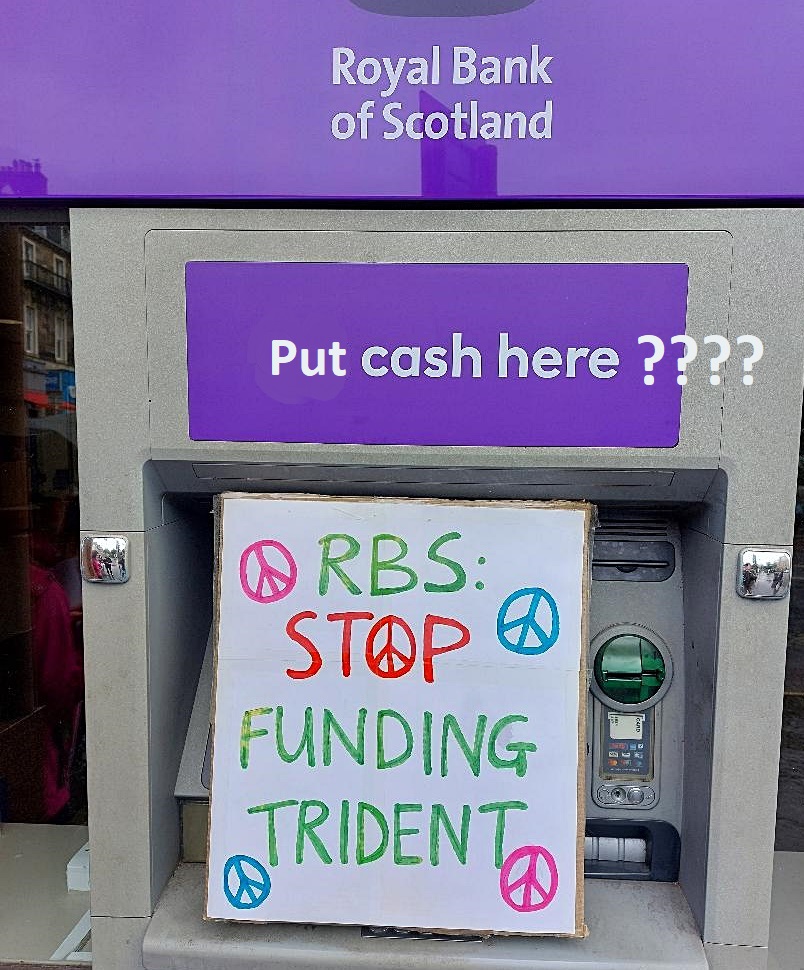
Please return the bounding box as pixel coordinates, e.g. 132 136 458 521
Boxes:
206 494 591 936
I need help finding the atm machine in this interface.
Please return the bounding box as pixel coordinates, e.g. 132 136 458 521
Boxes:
70 207 804 970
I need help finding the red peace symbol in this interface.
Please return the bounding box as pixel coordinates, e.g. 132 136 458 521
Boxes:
365 615 416 678
499 845 559 913
239 540 298 604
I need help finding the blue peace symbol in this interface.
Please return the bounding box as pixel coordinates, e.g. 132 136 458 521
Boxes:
496 587 560 655
223 854 272 910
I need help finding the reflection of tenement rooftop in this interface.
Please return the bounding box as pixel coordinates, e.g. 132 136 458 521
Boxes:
0 158 48 196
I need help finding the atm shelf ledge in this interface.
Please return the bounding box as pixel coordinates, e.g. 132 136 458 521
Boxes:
142 863 707 970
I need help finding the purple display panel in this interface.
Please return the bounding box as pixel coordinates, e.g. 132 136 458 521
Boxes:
1 1 804 199
185 262 687 447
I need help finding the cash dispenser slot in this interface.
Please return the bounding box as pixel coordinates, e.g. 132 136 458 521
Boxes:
584 820 680 882
584 835 647 865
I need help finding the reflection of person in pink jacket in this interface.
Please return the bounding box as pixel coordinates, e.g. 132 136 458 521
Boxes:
30 563 84 820
91 550 104 580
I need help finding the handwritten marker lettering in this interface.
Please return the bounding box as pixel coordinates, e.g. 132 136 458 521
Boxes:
283 610 471 682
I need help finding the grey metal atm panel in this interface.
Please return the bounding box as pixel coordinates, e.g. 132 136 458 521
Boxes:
70 208 804 970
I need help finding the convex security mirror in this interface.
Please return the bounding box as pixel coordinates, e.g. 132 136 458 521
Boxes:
80 535 130 584
737 549 791 599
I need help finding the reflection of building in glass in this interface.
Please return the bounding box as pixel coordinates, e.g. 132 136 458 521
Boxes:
0 224 82 825
0 158 48 196
419 91 497 199
0 224 76 498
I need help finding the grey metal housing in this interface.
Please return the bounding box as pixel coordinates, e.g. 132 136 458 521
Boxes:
70 207 804 970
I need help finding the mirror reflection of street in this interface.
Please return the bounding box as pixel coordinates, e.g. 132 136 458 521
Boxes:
80 536 128 584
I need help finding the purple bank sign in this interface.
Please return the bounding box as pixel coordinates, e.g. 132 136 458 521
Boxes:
185 262 687 447
2 1 804 199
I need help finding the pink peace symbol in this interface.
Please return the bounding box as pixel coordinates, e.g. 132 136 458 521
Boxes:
499 845 559 913
239 540 298 604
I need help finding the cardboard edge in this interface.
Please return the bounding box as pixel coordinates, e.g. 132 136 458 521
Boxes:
200 915 587 938
202 493 226 922
574 502 596 940
205 492 594 936
218 492 591 514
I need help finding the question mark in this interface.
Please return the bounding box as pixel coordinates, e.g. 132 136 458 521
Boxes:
638 335 664 386
703 335 731 386
670 335 698 386
736 335 764 385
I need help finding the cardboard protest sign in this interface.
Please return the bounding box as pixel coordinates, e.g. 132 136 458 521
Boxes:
206 494 591 936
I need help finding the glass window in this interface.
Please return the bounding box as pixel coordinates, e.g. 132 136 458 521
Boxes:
55 316 67 363
1 222 87 965
23 305 38 355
